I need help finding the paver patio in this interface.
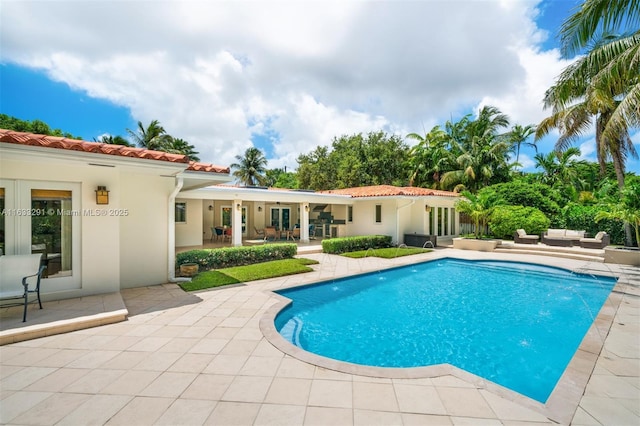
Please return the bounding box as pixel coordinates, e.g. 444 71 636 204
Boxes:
1 249 638 425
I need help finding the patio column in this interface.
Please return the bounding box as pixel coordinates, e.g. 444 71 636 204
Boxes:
232 199 243 246
300 202 310 243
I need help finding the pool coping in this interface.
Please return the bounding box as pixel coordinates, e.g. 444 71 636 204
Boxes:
259 255 625 425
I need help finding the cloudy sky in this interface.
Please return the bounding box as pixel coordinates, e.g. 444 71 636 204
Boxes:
1 0 639 174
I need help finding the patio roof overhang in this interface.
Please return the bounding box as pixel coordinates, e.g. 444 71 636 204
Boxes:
178 185 353 205
177 170 234 191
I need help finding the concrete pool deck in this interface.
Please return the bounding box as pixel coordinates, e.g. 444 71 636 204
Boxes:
0 249 638 425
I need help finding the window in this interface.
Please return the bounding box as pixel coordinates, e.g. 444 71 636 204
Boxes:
375 205 382 223
31 189 73 277
347 206 353 223
175 202 187 223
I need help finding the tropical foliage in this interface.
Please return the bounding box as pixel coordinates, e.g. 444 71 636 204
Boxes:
488 206 550 240
126 120 200 160
297 132 409 190
230 147 268 186
0 114 81 139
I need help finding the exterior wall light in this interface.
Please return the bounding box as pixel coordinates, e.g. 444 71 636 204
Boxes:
304 205 309 212
425 205 432 213
96 186 109 205
258 206 262 212
236 203 241 211
208 205 213 211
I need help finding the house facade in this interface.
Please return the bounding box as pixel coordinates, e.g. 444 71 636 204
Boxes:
1 129 460 302
0 129 230 301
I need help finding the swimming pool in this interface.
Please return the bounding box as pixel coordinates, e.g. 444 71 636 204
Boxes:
274 258 617 403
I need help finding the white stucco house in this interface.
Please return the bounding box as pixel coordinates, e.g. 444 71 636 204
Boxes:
1 129 460 302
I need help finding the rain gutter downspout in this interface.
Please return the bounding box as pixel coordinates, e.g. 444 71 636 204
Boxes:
168 176 190 283
396 198 416 245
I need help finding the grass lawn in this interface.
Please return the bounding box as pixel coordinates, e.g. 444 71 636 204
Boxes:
180 258 319 292
342 247 432 259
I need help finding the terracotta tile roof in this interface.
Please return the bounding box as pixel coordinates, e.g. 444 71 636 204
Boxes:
0 129 229 174
320 185 460 198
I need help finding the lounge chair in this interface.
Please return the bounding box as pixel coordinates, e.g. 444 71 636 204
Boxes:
579 231 610 249
513 229 539 245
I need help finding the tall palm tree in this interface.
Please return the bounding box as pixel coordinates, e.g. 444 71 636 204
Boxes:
507 124 537 168
559 0 639 145
230 147 268 186
534 147 582 189
406 125 453 188
441 106 511 192
126 120 171 150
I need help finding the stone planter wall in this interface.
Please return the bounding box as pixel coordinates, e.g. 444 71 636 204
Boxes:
604 247 640 266
452 238 501 252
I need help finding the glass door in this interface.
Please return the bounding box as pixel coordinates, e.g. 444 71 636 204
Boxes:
270 207 291 231
3 180 81 290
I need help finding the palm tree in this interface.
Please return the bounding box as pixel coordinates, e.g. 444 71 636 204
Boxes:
126 120 171 150
94 135 133 147
162 137 200 161
230 147 268 186
507 124 537 168
534 148 582 188
559 0 639 145
536 38 637 189
441 106 511 192
406 126 453 188
455 191 493 239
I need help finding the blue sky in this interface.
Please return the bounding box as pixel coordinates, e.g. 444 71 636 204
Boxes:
1 0 638 174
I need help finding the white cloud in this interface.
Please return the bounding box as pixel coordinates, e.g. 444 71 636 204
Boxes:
1 0 590 171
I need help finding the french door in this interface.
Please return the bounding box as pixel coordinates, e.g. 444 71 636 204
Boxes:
0 179 81 291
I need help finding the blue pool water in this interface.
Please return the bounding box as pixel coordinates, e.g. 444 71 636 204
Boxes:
275 259 616 402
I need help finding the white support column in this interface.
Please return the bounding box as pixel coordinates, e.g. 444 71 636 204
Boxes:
300 202 310 243
232 199 243 246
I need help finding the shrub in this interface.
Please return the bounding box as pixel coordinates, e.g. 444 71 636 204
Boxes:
558 203 626 245
322 235 392 254
479 181 561 218
488 206 550 239
176 243 297 271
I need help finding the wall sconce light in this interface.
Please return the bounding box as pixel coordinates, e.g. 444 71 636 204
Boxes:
304 205 309 212
208 205 213 211
236 203 241 211
95 186 109 205
425 205 432 213
258 206 262 212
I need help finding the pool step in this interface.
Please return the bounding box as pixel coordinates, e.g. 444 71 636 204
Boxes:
494 248 604 263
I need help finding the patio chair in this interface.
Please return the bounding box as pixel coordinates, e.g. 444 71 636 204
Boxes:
211 226 224 242
309 224 316 240
579 231 610 249
0 253 46 322
223 227 232 242
290 227 300 241
254 227 265 239
264 226 278 241
513 229 539 245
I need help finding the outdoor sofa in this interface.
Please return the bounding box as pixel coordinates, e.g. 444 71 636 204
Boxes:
542 229 586 247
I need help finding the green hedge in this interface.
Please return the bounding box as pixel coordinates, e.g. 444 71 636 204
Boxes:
176 244 297 271
489 205 550 239
557 203 626 245
322 235 392 254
